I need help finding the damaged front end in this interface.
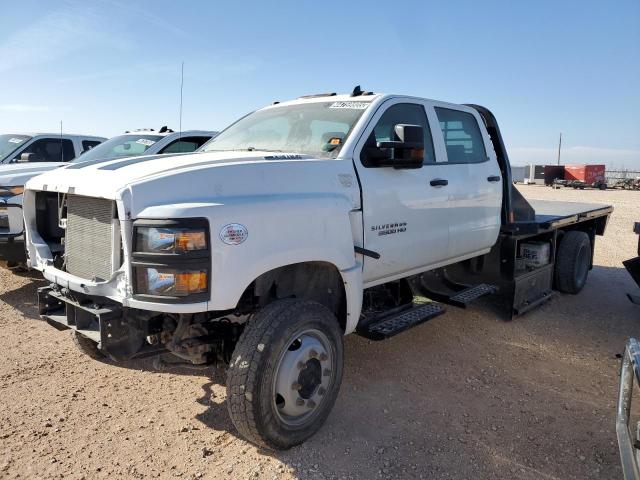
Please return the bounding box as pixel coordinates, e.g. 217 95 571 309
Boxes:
38 285 243 364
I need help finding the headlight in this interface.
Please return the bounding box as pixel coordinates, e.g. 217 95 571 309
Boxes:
135 227 207 254
135 266 207 297
0 186 24 198
132 219 210 301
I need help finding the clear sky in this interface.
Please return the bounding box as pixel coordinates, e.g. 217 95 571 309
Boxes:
1 0 638 168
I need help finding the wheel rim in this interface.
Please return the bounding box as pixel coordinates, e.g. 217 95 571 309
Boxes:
272 329 334 427
576 244 589 287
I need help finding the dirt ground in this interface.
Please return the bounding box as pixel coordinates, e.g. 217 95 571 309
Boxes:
0 185 638 480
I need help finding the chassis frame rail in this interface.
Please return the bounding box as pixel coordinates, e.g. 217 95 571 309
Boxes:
617 338 640 480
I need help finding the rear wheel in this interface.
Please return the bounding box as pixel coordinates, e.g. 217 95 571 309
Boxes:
226 299 344 450
554 230 591 294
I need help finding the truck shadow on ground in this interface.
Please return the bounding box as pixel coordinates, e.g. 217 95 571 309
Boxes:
0 270 46 319
1 262 633 478
188 264 634 478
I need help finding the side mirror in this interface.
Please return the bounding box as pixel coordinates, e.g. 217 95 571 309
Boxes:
369 124 424 169
18 153 34 163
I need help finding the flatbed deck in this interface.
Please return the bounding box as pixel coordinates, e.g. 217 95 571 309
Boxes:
503 199 613 236
530 200 613 229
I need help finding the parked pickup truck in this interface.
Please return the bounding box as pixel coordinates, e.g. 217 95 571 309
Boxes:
25 88 612 450
0 132 106 265
0 128 215 266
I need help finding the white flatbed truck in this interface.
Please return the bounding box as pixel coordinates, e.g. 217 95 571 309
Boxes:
25 88 612 449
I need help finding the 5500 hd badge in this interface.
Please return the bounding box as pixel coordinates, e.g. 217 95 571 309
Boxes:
371 222 407 236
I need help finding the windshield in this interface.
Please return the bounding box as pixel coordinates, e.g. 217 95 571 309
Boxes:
73 134 163 163
0 134 31 162
202 101 370 157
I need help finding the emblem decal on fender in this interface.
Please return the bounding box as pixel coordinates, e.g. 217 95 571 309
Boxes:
220 223 248 245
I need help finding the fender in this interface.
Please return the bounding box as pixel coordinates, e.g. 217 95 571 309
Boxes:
137 193 364 329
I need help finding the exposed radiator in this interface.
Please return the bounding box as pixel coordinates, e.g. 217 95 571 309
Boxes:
65 195 116 281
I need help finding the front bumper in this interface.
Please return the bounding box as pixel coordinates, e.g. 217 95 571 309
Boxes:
37 285 166 361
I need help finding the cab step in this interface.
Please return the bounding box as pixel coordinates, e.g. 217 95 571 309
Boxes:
447 283 498 307
357 302 445 341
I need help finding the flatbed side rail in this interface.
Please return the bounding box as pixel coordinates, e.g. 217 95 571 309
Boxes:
617 337 640 480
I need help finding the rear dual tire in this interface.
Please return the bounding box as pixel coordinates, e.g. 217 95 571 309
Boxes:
554 230 591 294
226 299 344 450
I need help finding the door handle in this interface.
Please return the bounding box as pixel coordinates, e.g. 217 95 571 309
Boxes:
487 175 501 182
430 178 448 187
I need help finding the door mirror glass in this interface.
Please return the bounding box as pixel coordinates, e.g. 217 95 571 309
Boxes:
369 124 424 169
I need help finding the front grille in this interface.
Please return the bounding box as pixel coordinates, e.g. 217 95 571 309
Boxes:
65 195 116 281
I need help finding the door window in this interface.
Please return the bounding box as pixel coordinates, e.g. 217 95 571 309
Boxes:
159 136 212 154
82 140 102 152
435 107 487 164
361 103 435 167
17 138 75 162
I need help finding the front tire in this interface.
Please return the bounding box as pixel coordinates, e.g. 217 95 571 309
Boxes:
554 230 591 294
226 299 344 450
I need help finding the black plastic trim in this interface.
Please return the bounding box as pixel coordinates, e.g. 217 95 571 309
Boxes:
354 246 381 259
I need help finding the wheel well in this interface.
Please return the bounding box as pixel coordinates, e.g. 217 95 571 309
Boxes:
237 262 348 332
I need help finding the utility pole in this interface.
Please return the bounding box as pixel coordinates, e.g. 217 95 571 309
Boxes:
178 61 184 142
557 132 562 165
60 121 64 162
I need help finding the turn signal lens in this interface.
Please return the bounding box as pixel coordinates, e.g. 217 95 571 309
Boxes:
176 231 206 252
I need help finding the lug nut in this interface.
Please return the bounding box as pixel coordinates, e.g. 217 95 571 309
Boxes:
307 399 316 409
296 398 305 406
319 353 328 361
292 382 302 391
309 349 318 358
297 361 306 370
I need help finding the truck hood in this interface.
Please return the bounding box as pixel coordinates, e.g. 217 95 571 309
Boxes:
24 151 359 217
0 162 62 186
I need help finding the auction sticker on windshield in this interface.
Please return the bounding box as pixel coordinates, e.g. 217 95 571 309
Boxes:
329 101 370 109
8 138 24 144
136 139 156 146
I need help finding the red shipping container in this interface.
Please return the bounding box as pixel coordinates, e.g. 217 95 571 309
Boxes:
564 164 606 184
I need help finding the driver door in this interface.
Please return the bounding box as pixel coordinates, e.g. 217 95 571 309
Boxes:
353 99 451 285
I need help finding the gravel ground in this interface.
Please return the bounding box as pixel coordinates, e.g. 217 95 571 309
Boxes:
0 185 638 480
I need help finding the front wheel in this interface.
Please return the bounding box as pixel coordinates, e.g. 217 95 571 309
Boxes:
226 299 344 450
